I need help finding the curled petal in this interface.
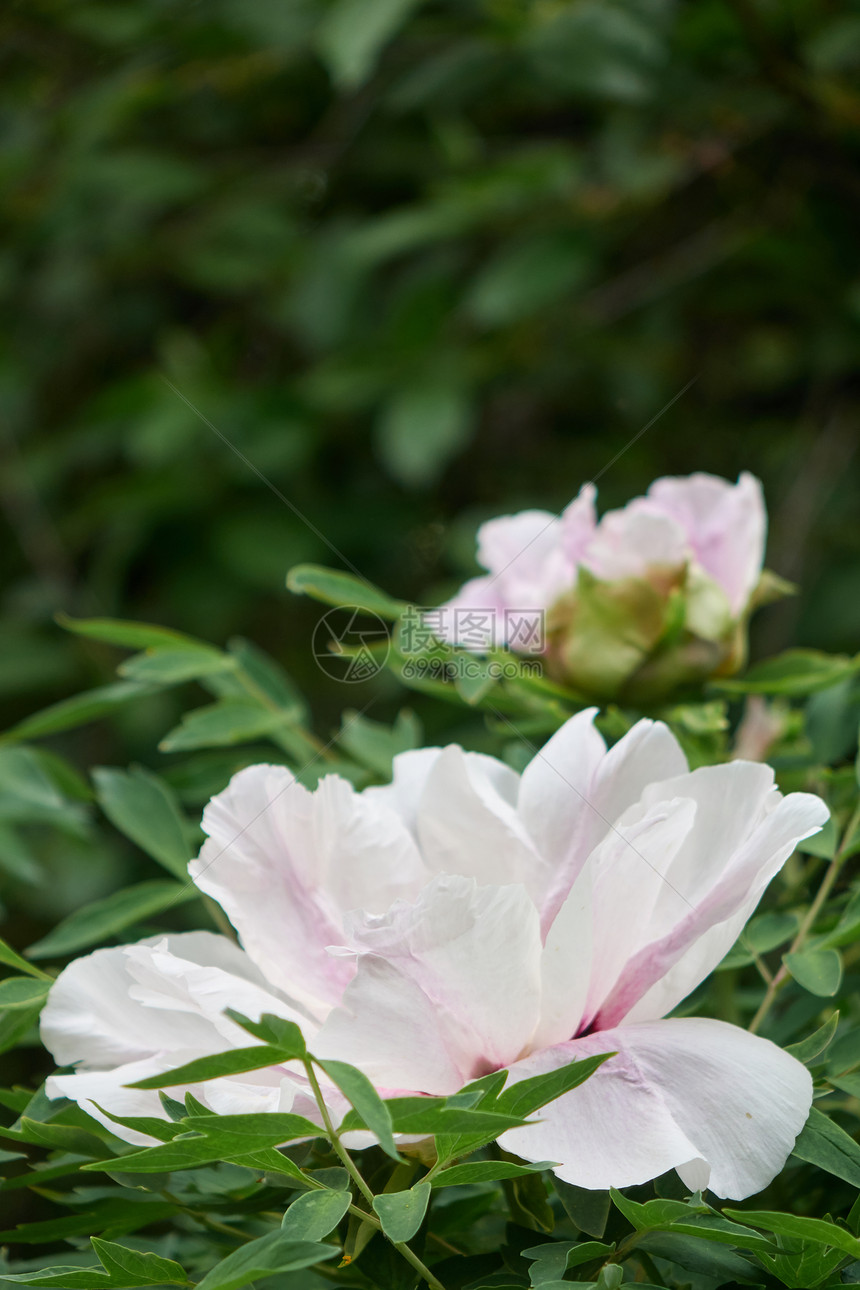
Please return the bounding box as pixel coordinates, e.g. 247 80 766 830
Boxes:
499 1017 812 1199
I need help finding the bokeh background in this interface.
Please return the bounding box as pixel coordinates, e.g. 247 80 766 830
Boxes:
2 0 860 932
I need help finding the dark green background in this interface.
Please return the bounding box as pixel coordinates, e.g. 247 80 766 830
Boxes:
2 0 860 777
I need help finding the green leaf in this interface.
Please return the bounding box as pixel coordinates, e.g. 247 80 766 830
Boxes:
339 1097 527 1139
119 647 233 685
0 936 49 980
56 613 207 652
609 1190 774 1253
337 709 421 776
784 947 843 996
227 638 308 722
0 976 50 1009
431 1159 555 1188
522 1239 614 1284
714 649 860 696
317 0 424 89
793 1106 860 1186
180 1111 322 1149
92 1238 191 1287
724 1207 860 1259
372 1181 431 1242
281 1188 351 1240
786 1012 840 1064
128 1045 295 1088
225 1010 307 1057
376 378 473 488
194 1234 337 1290
26 880 196 959
2 683 159 742
93 767 192 879
552 1178 610 1238
494 1053 613 1118
159 701 292 751
316 1057 399 1160
286 564 407 620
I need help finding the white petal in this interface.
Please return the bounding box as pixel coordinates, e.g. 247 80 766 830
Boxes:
499 1017 811 1199
417 747 547 896
477 510 571 608
616 787 829 1025
532 866 592 1050
192 764 424 1015
584 501 688 582
560 484 598 564
317 875 544 1090
40 933 266 1069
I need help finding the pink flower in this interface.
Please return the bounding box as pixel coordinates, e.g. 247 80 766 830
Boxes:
439 473 772 700
41 712 826 1198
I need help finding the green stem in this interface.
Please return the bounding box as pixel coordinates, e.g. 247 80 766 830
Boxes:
749 803 860 1035
302 1059 446 1290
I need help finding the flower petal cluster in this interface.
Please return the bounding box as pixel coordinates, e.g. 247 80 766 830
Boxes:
441 472 773 701
42 712 827 1197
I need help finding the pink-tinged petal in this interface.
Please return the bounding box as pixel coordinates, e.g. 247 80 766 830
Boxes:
560 484 598 565
499 1018 812 1199
192 765 424 1015
594 776 829 1027
525 715 688 930
317 876 544 1090
417 746 547 897
583 796 697 1021
647 472 766 615
476 510 569 607
583 501 688 582
517 708 605 880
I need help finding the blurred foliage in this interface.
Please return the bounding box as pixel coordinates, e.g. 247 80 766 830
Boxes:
2 0 860 737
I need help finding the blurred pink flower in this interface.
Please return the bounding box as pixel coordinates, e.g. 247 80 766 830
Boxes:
440 472 775 700
42 712 826 1198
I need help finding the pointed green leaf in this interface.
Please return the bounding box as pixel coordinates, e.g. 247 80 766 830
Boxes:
225 1010 307 1057
495 1052 613 1118
793 1106 860 1187
93 767 192 879
723 1208 860 1258
784 948 843 996
119 647 233 685
786 1012 840 1064
56 613 207 651
281 1188 352 1240
316 1058 398 1160
26 880 196 959
0 977 51 1010
159 701 291 752
372 1181 431 1243
194 1234 336 1290
91 1237 190 1286
431 1159 555 1188
0 936 49 979
287 565 407 620
2 682 160 743
128 1045 294 1088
